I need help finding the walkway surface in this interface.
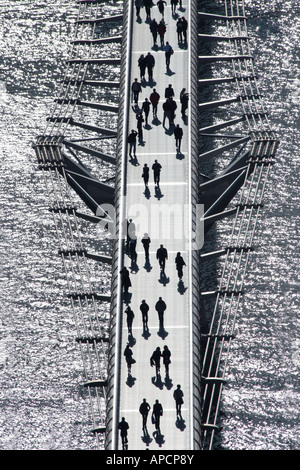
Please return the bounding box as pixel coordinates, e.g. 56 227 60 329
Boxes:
116 2 193 450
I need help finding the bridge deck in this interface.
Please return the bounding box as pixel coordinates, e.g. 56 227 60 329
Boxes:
114 2 194 451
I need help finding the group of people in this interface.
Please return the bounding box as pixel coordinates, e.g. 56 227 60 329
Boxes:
118 384 184 448
119 2 189 450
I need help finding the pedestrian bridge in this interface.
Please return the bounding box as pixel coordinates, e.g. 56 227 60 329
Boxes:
34 0 279 451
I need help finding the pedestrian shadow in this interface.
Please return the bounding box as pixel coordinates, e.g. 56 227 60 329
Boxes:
142 327 151 340
158 271 170 285
153 430 165 447
177 280 188 295
152 117 161 126
144 259 152 272
127 334 136 347
182 115 188 126
126 374 136 388
132 104 141 113
141 428 153 447
144 123 152 130
151 44 159 51
130 259 139 273
138 139 145 146
165 68 175 76
129 155 140 166
157 327 168 340
154 186 164 201
176 151 185 160
152 374 164 390
175 416 186 432
143 186 151 199
164 374 173 390
123 292 132 305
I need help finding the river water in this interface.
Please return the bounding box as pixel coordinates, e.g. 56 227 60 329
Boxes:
0 0 298 450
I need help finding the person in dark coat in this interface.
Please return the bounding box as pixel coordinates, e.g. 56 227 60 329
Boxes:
138 54 146 81
149 18 158 46
145 52 155 81
181 16 188 43
149 89 160 117
174 124 183 152
157 0 167 18
164 41 173 70
176 17 183 43
135 0 143 19
171 0 178 15
169 96 177 125
127 129 138 157
157 19 166 47
118 417 129 449
139 399 151 430
180 88 189 117
152 159 162 187
131 78 142 104
150 346 162 377
152 399 163 434
165 84 175 100
136 112 144 141
175 251 186 279
141 233 151 260
125 306 135 335
120 266 131 294
162 98 171 128
155 296 167 330
144 0 152 19
173 384 184 418
156 244 168 272
142 163 149 188
140 299 149 330
142 97 150 125
124 343 135 375
162 345 171 376
129 237 137 262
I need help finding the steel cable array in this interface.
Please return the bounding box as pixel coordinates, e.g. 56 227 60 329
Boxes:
200 0 279 449
35 0 123 449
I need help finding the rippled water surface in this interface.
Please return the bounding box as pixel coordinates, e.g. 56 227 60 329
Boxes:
0 0 299 450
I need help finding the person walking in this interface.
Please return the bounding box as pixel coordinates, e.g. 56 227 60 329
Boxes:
120 266 131 294
162 98 171 128
180 88 189 117
176 17 183 43
165 83 175 100
174 124 183 151
126 218 136 244
152 159 162 187
155 296 167 330
140 299 150 331
157 19 166 47
129 237 137 262
162 345 171 376
149 18 158 46
138 54 147 81
118 417 129 450
141 233 151 260
142 163 149 188
150 346 162 378
156 244 168 272
144 0 152 19
149 89 160 118
142 97 150 125
145 52 155 82
124 343 135 375
175 251 186 279
125 306 134 336
152 400 163 434
127 129 138 158
135 0 143 19
157 0 167 18
131 78 142 104
171 0 178 15
173 384 184 418
169 96 177 125
164 41 174 70
136 112 144 141
139 399 151 430
181 16 188 44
